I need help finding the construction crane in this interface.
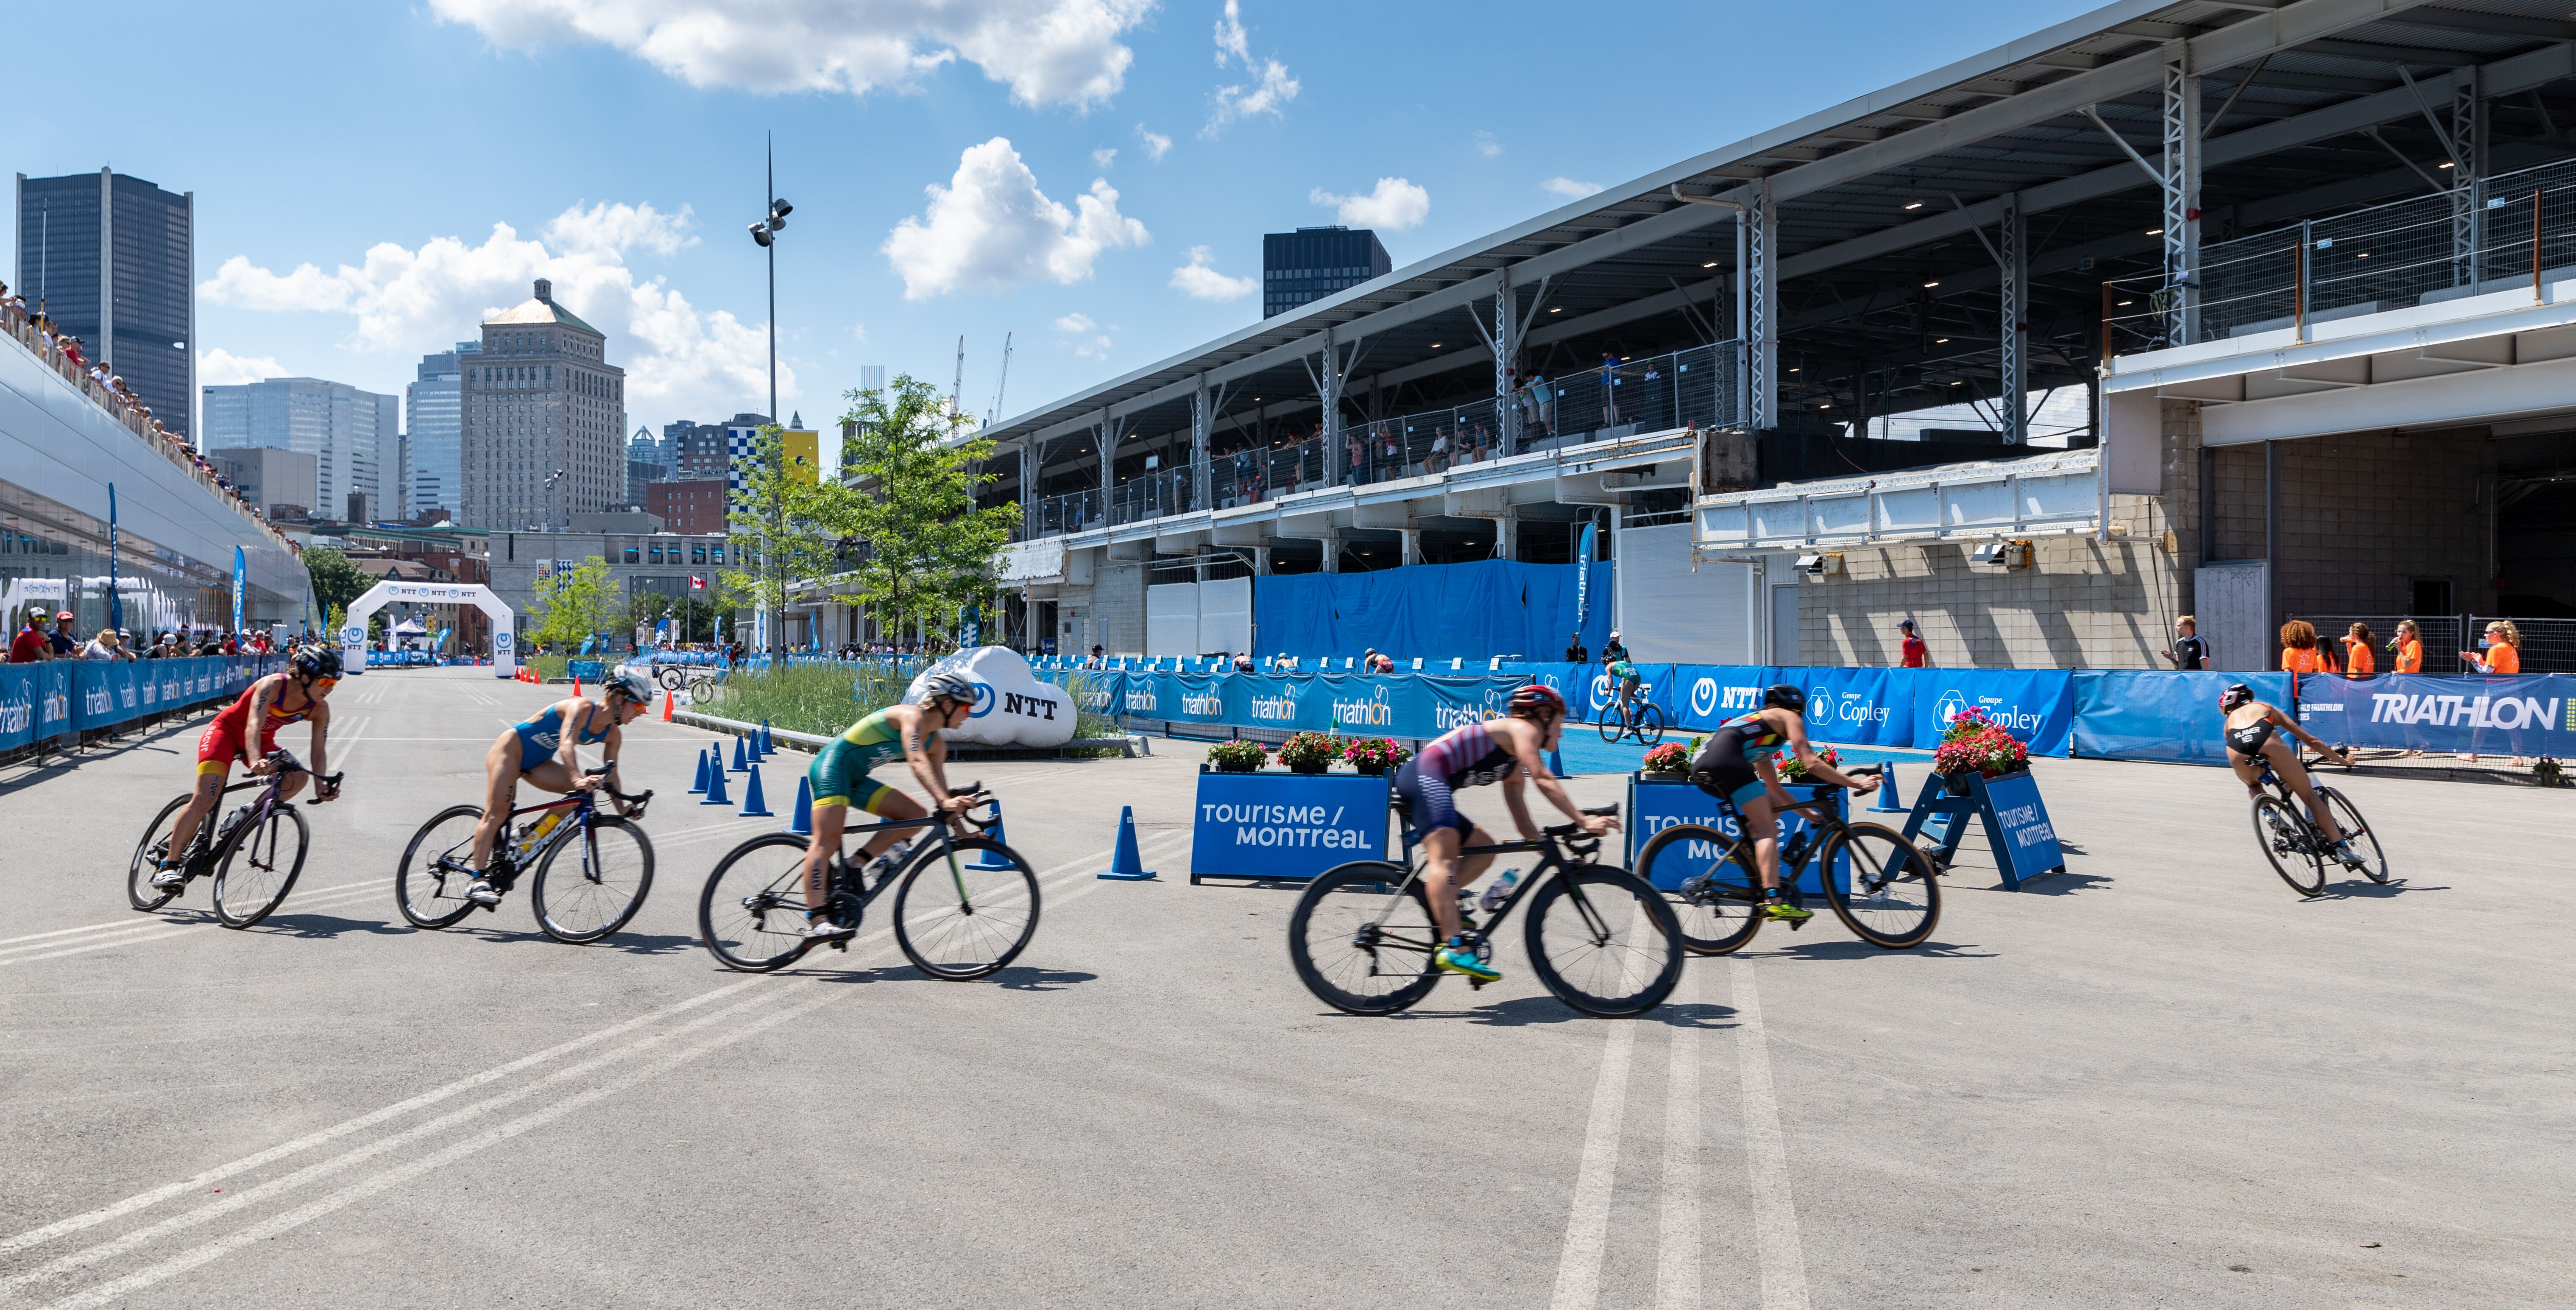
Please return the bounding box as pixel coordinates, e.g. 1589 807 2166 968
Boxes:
989 331 1013 427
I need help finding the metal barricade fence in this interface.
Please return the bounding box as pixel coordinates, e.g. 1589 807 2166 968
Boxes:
2292 614 2461 672
2470 615 2576 673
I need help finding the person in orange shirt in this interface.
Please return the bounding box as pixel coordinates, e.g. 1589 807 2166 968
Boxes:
2389 619 2424 674
2340 622 2375 676
2464 619 2522 674
2278 620 2336 674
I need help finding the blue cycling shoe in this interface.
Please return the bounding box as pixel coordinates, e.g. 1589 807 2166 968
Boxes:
1435 938 1500 983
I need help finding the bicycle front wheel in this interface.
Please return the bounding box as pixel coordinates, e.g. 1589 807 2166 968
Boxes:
1635 704 1665 747
891 837 1041 979
532 816 655 943
1634 823 1762 956
2253 796 2325 897
687 676 717 704
699 833 819 972
656 665 685 690
1524 865 1683 1017
2317 788 2387 883
396 804 488 929
129 794 191 912
1598 714 1621 743
1818 822 1939 948
212 804 309 929
1286 860 1442 1015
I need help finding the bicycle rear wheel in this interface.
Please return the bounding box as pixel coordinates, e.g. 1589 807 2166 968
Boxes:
129 794 192 912
2253 796 2325 897
532 816 655 943
1818 821 1939 948
1635 704 1665 747
1286 861 1442 1015
396 805 488 929
699 833 820 972
892 837 1040 979
2316 788 2387 884
212 804 309 929
1523 865 1683 1017
1634 822 1762 956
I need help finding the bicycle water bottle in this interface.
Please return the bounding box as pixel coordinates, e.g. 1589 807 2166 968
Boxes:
1479 870 1519 913
527 810 565 845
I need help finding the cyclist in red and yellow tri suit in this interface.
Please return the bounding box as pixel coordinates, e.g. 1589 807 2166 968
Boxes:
154 647 343 885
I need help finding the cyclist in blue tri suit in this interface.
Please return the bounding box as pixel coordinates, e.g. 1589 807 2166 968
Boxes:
1396 683 1616 983
1688 684 1881 924
464 669 652 904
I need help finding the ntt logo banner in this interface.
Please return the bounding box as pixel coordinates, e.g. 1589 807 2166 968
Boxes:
1191 772 1392 883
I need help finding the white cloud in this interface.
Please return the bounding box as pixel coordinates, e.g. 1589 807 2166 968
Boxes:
1213 0 1249 65
198 348 288 387
1310 177 1429 231
198 200 786 419
1051 312 1113 359
1473 131 1502 158
881 137 1148 299
1136 125 1171 160
1092 146 1118 169
1168 246 1256 302
1542 176 1604 200
1206 58 1298 134
429 0 1152 109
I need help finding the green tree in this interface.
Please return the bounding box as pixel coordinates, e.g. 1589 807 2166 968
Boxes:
808 374 1020 645
304 549 371 620
721 423 843 653
528 556 620 651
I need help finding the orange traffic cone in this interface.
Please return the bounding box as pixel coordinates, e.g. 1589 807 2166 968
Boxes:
661 688 674 721
573 674 583 696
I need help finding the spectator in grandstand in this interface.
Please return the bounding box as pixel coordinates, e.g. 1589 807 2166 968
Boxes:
1345 429 1365 486
2464 620 2521 674
1369 651 1395 673
1084 644 1105 670
10 610 52 662
2161 615 2209 670
1232 653 1255 673
1379 423 1400 480
1564 632 1589 664
2340 622 2376 676
1428 427 1450 474
80 628 131 661
2389 619 2424 673
1600 631 1629 666
2278 620 2336 674
1599 352 1627 427
48 612 78 657
1895 618 1927 668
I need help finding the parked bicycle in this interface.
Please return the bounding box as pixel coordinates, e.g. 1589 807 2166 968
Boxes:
128 750 343 929
2250 756 2386 896
1598 695 1665 746
697 781 1040 978
395 767 656 942
1287 804 1682 1017
1634 771 1940 953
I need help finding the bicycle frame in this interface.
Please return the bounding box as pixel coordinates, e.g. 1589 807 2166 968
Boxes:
192 753 332 867
1681 792 1863 901
1374 816 1609 943
814 791 1004 907
433 771 649 883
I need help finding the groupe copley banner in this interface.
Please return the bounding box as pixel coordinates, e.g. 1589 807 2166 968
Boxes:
0 656 282 752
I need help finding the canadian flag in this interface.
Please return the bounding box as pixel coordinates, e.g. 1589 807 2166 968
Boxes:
689 574 706 590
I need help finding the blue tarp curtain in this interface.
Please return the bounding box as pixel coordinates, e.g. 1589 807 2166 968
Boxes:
1252 559 1614 663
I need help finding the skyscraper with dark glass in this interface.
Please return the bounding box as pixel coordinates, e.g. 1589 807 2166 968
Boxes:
1262 226 1391 318
14 170 195 440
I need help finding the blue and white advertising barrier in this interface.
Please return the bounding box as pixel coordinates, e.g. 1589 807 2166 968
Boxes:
1626 779 1847 895
0 656 283 752
2292 672 2575 757
1898 769 2065 890
2072 671 2294 764
1056 668 1529 742
1189 770 1393 885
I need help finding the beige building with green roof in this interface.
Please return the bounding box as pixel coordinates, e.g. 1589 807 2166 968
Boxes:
458 279 626 532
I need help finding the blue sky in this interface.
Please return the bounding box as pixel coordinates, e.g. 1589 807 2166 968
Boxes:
6 0 2092 437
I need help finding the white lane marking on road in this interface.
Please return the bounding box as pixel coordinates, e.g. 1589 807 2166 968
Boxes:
0 831 1175 1260
1731 958 1810 1310
1654 966 1701 1310
0 881 393 965
1550 1020 1638 1310
31 986 847 1310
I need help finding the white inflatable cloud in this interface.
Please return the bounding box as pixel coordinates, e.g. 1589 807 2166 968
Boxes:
905 646 1077 748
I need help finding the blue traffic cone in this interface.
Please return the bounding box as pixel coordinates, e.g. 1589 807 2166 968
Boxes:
758 720 774 756
1098 805 1156 881
1548 747 1567 778
701 755 733 806
968 807 1015 870
1872 762 1906 812
737 763 774 817
730 734 749 773
786 775 814 837
688 746 710 795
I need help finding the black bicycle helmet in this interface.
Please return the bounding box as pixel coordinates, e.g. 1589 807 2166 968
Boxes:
292 646 343 680
1762 683 1805 713
2219 682 2255 712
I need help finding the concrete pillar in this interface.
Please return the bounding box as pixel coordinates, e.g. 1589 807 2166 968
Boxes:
1190 374 1212 512
2001 193 2028 444
1321 528 1342 573
1493 512 1518 562
1251 546 1272 575
1400 528 1423 566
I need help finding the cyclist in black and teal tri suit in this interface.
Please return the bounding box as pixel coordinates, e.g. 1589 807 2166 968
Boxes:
796 670 982 943
1688 684 1881 924
1605 658 1642 725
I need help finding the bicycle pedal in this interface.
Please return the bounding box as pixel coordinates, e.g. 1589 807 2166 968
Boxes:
828 939 848 952
1468 977 1489 990
1786 917 1808 931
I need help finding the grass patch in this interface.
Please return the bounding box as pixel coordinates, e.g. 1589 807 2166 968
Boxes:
700 660 920 737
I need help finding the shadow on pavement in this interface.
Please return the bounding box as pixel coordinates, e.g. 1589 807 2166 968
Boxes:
255 912 413 939
443 924 705 954
1768 938 1996 962
2315 878 2441 900
801 964 1100 989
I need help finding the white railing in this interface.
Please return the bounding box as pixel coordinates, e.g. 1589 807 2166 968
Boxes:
1693 447 2099 552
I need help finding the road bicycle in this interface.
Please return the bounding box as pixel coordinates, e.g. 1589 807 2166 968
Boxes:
2250 757 2386 896
697 781 1040 978
396 768 657 942
1633 771 1940 953
1598 693 1665 746
128 750 344 929
651 660 725 704
1287 804 1682 1018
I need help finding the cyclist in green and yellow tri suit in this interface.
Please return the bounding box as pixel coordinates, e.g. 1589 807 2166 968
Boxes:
796 670 982 943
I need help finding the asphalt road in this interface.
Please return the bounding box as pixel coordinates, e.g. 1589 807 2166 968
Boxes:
1 665 2568 1308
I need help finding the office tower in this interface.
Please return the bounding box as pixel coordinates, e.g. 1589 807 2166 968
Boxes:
200 376 399 520
1262 226 1391 318
15 169 196 439
406 340 478 524
457 279 625 530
